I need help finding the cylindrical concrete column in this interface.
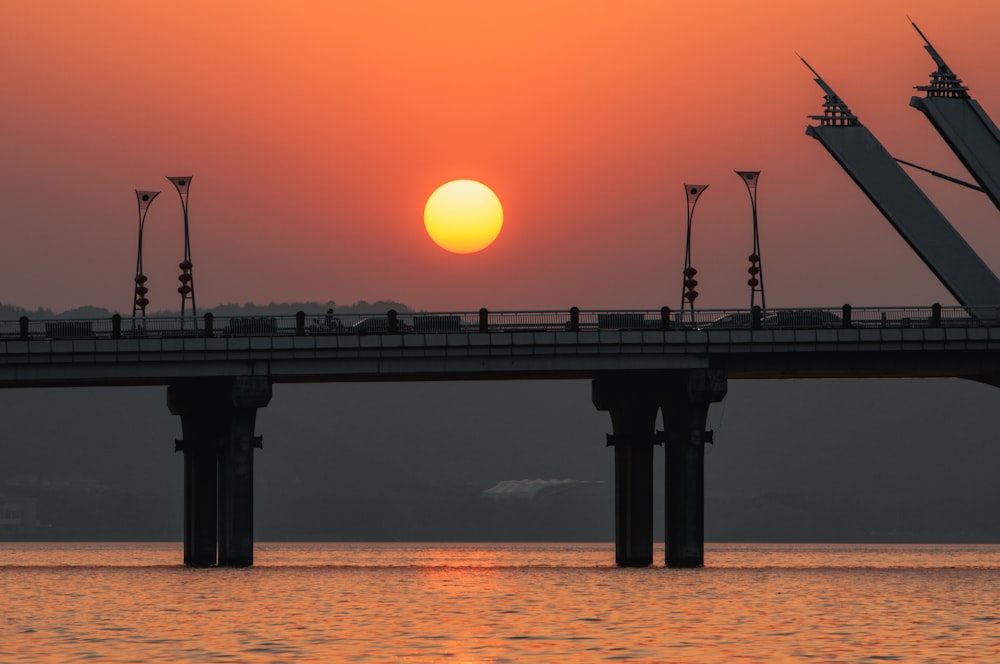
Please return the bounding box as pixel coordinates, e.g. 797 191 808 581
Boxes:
664 430 705 567
181 438 218 567
218 430 256 567
593 374 663 568
611 436 655 566
217 377 270 567
661 369 727 568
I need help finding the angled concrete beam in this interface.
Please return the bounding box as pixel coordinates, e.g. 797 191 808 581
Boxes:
802 58 1000 313
908 21 1000 215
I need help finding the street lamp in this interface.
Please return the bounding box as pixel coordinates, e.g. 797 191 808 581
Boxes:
167 176 197 319
133 190 160 318
735 170 765 310
681 183 709 322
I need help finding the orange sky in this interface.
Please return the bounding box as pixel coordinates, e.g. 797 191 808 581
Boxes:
3 1 1000 313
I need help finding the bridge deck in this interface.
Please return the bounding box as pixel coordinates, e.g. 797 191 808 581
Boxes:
1 308 998 387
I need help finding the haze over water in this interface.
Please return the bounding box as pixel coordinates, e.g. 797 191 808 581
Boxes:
2 542 998 662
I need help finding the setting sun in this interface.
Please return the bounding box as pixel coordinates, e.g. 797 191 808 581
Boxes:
423 180 503 254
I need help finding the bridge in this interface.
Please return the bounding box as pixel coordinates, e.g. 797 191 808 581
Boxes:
5 23 1000 568
2 305 998 568
1 306 998 387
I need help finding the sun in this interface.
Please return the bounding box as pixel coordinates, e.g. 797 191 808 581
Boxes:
423 180 503 254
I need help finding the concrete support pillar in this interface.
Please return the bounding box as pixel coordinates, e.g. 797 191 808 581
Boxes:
661 369 727 568
218 377 269 567
593 374 663 567
180 434 218 567
168 376 272 567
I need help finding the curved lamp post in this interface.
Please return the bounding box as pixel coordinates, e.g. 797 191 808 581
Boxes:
681 183 709 322
167 176 197 319
735 170 765 311
133 190 160 318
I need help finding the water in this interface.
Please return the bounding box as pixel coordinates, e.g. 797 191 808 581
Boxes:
2 542 998 662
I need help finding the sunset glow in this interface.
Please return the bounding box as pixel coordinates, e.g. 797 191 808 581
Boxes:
2 4 1000 659
424 180 503 254
2 1 1000 312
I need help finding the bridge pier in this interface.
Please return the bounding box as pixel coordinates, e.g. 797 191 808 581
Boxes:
593 374 662 567
594 370 726 568
168 376 271 567
662 370 727 568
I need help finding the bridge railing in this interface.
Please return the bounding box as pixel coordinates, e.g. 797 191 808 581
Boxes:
0 305 993 341
845 306 976 328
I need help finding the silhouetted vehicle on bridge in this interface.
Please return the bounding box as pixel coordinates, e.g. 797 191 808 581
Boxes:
44 321 96 338
763 310 842 329
223 316 277 336
351 317 412 334
706 312 755 329
706 309 843 330
412 315 462 332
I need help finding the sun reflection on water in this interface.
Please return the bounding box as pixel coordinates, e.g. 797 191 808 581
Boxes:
1 543 998 662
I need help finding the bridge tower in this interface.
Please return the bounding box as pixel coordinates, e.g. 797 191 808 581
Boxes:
801 58 1000 315
908 22 1000 216
168 376 271 567
594 369 727 567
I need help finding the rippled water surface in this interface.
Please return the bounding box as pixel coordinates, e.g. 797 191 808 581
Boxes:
2 542 998 662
